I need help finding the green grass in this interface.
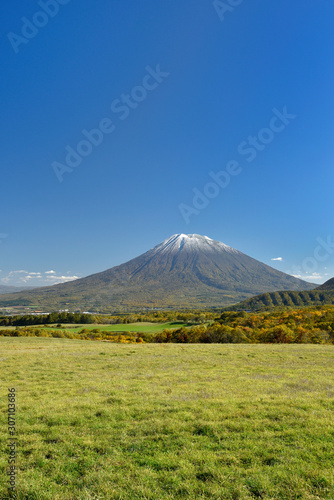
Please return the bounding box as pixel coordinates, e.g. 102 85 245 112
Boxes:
0 322 192 334
46 322 190 334
0 338 333 499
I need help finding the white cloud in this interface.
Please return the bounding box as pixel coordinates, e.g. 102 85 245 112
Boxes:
291 272 329 284
44 275 79 284
1 270 28 283
0 270 80 286
271 257 283 261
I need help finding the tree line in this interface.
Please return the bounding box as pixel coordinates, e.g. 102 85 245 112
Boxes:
152 306 334 344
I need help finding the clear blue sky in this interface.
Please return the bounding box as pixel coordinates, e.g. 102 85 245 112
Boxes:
1 0 333 287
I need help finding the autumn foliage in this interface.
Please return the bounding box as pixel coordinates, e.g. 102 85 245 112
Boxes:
153 306 334 344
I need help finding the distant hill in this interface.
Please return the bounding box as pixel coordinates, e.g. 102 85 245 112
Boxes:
316 278 334 291
0 285 36 295
0 234 316 311
225 289 334 312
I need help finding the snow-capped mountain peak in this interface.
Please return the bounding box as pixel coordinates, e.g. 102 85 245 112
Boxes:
151 234 240 256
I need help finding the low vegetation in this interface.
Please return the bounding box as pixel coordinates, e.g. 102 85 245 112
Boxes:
0 322 194 344
1 306 334 344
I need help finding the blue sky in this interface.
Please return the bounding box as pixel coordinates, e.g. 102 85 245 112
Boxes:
1 0 333 287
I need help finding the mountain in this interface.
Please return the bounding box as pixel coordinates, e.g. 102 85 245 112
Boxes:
224 289 334 312
0 285 36 295
227 276 334 312
0 234 316 311
316 277 334 291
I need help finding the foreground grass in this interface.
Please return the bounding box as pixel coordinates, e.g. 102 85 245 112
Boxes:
0 339 333 499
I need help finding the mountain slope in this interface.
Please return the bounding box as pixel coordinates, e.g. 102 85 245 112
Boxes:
0 285 36 295
225 290 334 311
316 277 334 291
0 234 316 311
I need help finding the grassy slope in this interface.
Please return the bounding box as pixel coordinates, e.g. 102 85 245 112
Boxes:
0 339 333 499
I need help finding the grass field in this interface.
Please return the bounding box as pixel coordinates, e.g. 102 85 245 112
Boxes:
0 322 191 334
0 338 333 499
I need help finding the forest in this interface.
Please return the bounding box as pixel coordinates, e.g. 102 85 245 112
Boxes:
154 306 334 344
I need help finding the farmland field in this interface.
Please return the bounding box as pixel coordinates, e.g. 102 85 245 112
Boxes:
0 322 191 335
0 338 333 499
44 322 191 334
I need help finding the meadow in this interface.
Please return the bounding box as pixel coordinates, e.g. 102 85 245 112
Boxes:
43 322 189 334
0 338 333 499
